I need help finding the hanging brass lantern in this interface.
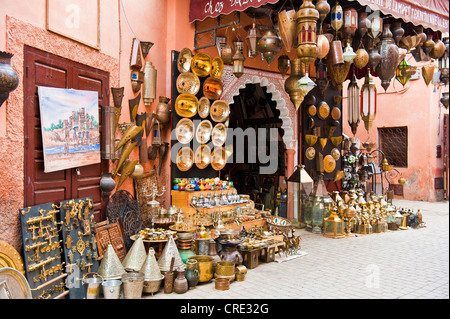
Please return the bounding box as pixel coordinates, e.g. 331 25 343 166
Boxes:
330 2 343 32
232 41 245 78
257 29 282 65
342 8 358 41
375 23 399 91
284 58 307 110
368 12 383 40
245 24 262 58
295 0 320 67
430 39 446 59
358 12 371 38
347 74 360 135
315 0 330 31
330 40 344 65
315 58 329 98
438 37 449 86
326 54 351 91
422 34 435 57
317 34 330 60
342 42 357 62
360 69 377 132
278 55 290 78
220 42 234 65
391 22 404 45
354 48 369 69
368 47 382 70
422 64 435 86
396 58 414 87
278 9 296 53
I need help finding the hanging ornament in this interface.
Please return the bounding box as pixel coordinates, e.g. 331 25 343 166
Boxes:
421 64 435 86
360 69 377 132
391 22 404 45
342 42 357 62
353 48 369 69
317 34 330 60
327 51 351 91
330 40 344 65
315 58 329 98
330 2 343 32
245 24 262 58
257 28 282 65
232 41 245 78
430 39 445 59
358 12 371 39
342 8 358 41
395 58 413 87
368 12 383 40
278 55 290 78
347 74 360 135
375 23 399 91
278 9 296 53
368 47 381 69
295 0 320 67
285 58 315 111
315 0 331 32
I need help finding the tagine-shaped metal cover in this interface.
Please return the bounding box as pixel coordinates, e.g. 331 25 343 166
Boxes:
141 248 164 281
122 235 147 272
158 233 185 272
98 244 126 280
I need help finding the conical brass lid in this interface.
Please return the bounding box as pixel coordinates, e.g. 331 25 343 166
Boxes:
122 236 147 272
140 248 163 281
98 244 126 280
157 234 185 272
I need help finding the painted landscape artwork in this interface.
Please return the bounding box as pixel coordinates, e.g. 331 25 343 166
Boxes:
38 87 101 173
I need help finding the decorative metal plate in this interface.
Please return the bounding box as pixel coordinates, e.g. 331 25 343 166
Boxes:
211 147 226 171
212 123 227 146
177 48 193 73
317 101 330 119
195 144 212 169
210 100 230 123
176 72 200 95
191 52 212 77
0 241 25 275
0 267 32 299
198 97 210 119
176 147 194 172
175 118 194 144
195 120 213 144
175 94 198 118
324 155 336 173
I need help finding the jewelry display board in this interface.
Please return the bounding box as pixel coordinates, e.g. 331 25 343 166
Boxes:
59 197 99 299
19 202 68 299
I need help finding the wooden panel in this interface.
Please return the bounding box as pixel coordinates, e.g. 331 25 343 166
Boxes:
34 62 68 87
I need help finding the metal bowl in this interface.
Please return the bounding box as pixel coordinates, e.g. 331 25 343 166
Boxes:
176 72 200 95
175 93 198 118
191 52 212 77
210 100 230 123
195 144 211 169
195 120 213 144
203 77 223 100
177 48 193 73
176 118 194 144
212 123 227 147
198 97 210 119
210 56 224 79
211 147 226 171
176 147 194 172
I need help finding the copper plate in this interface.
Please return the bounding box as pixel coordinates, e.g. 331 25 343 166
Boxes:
210 56 224 79
211 147 226 171
203 77 223 100
331 106 341 120
198 97 210 119
212 123 227 146
175 93 198 118
176 118 194 144
305 146 316 160
317 101 330 119
307 105 317 117
195 144 212 169
191 52 212 77
196 120 213 144
331 148 340 160
176 147 194 172
0 267 32 299
323 155 336 173
210 100 230 123
177 48 193 73
176 72 200 95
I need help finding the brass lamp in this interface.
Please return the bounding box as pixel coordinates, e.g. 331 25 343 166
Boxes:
295 0 320 67
285 58 307 110
368 12 383 40
360 69 377 132
257 28 282 65
396 58 414 87
343 42 357 62
323 205 345 238
342 7 358 41
311 173 333 234
330 2 343 32
245 24 262 58
232 41 245 78
347 74 360 135
375 23 399 91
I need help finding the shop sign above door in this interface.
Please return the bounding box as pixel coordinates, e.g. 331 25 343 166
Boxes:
189 0 279 23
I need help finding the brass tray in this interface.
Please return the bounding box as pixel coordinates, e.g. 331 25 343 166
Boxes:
195 144 212 169
175 93 198 118
177 48 193 73
210 56 224 79
0 267 32 299
176 147 194 172
0 241 25 275
323 154 336 173
211 147 226 171
317 101 330 119
175 118 194 144
212 123 227 147
195 120 213 144
210 100 230 123
176 72 200 95
305 146 316 160
331 106 341 120
191 52 212 77
198 97 210 119
331 148 341 160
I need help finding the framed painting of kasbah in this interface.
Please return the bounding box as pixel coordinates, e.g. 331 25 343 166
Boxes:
38 87 101 173
45 0 100 50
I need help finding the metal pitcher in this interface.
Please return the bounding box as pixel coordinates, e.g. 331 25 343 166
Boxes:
82 273 103 299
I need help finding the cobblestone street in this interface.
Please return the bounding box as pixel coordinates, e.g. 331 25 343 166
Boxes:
145 199 449 300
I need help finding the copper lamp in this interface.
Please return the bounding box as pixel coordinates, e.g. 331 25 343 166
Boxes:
245 24 261 58
295 0 320 67
347 74 360 135
360 69 377 132
375 24 400 91
232 41 245 78
323 205 346 238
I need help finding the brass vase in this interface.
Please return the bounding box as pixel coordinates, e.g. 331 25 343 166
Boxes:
375 24 399 91
284 58 306 110
0 51 19 108
155 96 171 125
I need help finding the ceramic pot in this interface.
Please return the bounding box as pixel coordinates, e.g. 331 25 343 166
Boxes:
0 51 19 108
219 245 243 265
100 173 116 198
174 270 188 294
185 259 200 289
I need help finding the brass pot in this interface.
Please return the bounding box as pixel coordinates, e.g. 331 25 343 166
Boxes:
191 52 212 77
195 144 212 169
195 120 213 144
187 255 214 282
175 93 198 118
198 97 210 119
210 100 230 123
215 261 235 277
215 277 230 290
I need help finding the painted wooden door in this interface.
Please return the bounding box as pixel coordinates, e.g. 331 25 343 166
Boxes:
23 45 109 221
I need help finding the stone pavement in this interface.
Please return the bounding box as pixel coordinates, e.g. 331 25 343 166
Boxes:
144 199 449 300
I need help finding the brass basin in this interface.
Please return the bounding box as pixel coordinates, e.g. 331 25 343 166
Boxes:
210 56 224 79
177 48 193 73
191 53 212 77
210 100 230 123
175 118 194 144
175 93 198 118
198 97 210 119
211 147 226 171
176 147 194 172
194 144 211 169
176 72 200 95
187 255 213 282
195 120 213 144
203 77 223 100
212 123 227 147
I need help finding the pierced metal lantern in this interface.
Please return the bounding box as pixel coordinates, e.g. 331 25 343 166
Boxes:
323 206 345 238
257 28 282 65
358 12 371 38
143 61 157 106
295 0 319 67
368 12 383 40
245 24 262 58
375 23 399 91
278 55 290 78
347 74 360 135
396 58 414 87
102 106 116 160
232 41 245 78
360 69 377 132
342 7 358 41
311 173 333 234
285 58 306 110
330 2 343 32
343 42 357 62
